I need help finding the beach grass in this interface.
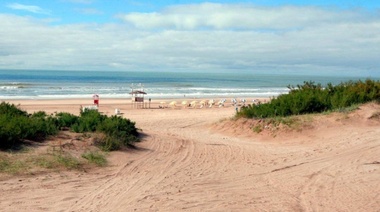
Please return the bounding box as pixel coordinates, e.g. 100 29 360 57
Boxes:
0 146 109 177
0 156 28 175
81 151 107 167
251 115 313 135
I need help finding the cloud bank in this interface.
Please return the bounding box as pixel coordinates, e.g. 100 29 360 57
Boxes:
0 3 379 74
118 3 366 30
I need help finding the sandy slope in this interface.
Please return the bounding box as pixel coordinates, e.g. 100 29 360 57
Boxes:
1 99 379 211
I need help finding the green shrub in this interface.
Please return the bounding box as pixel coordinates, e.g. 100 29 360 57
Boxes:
72 111 139 151
30 111 48 118
0 102 28 117
239 79 380 118
26 116 58 141
73 110 107 133
0 102 139 151
97 116 138 143
56 112 78 129
70 111 139 151
0 103 28 147
0 103 58 148
0 114 26 148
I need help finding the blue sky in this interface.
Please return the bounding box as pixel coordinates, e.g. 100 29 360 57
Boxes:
0 0 379 74
2 1 379 24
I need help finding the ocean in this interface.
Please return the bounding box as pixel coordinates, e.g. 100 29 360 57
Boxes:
0 69 379 100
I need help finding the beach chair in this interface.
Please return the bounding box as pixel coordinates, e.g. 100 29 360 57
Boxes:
208 99 215 108
81 105 98 112
190 101 197 108
159 101 167 108
169 101 177 108
199 100 206 108
181 101 188 108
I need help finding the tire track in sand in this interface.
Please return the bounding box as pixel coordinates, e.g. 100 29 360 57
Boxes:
67 128 196 211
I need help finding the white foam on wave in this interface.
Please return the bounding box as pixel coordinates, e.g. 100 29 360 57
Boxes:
0 86 19 90
0 85 290 100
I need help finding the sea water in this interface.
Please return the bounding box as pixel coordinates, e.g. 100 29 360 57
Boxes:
0 69 379 100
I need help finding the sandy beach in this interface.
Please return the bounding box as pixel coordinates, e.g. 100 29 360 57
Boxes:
1 98 380 211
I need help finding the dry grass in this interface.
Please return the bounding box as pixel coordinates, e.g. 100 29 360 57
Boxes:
0 131 107 179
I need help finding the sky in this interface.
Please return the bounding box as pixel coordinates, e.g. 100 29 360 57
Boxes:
0 0 380 75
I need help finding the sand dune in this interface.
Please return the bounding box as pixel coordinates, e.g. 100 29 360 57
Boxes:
1 99 379 211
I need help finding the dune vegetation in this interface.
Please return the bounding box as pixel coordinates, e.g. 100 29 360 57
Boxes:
0 103 139 175
238 79 380 119
0 102 139 151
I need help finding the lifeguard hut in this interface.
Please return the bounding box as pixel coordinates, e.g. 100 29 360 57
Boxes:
130 83 147 108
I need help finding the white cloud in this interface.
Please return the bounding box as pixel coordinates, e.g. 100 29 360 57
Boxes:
117 3 367 30
0 4 379 75
6 3 51 15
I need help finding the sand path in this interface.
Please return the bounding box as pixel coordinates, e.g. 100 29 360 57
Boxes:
1 100 379 211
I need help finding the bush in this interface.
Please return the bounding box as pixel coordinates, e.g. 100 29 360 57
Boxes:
27 115 58 141
0 105 57 148
0 102 139 151
238 79 380 118
56 112 79 129
98 116 138 141
68 111 139 151
72 110 106 133
0 115 25 148
0 102 28 117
